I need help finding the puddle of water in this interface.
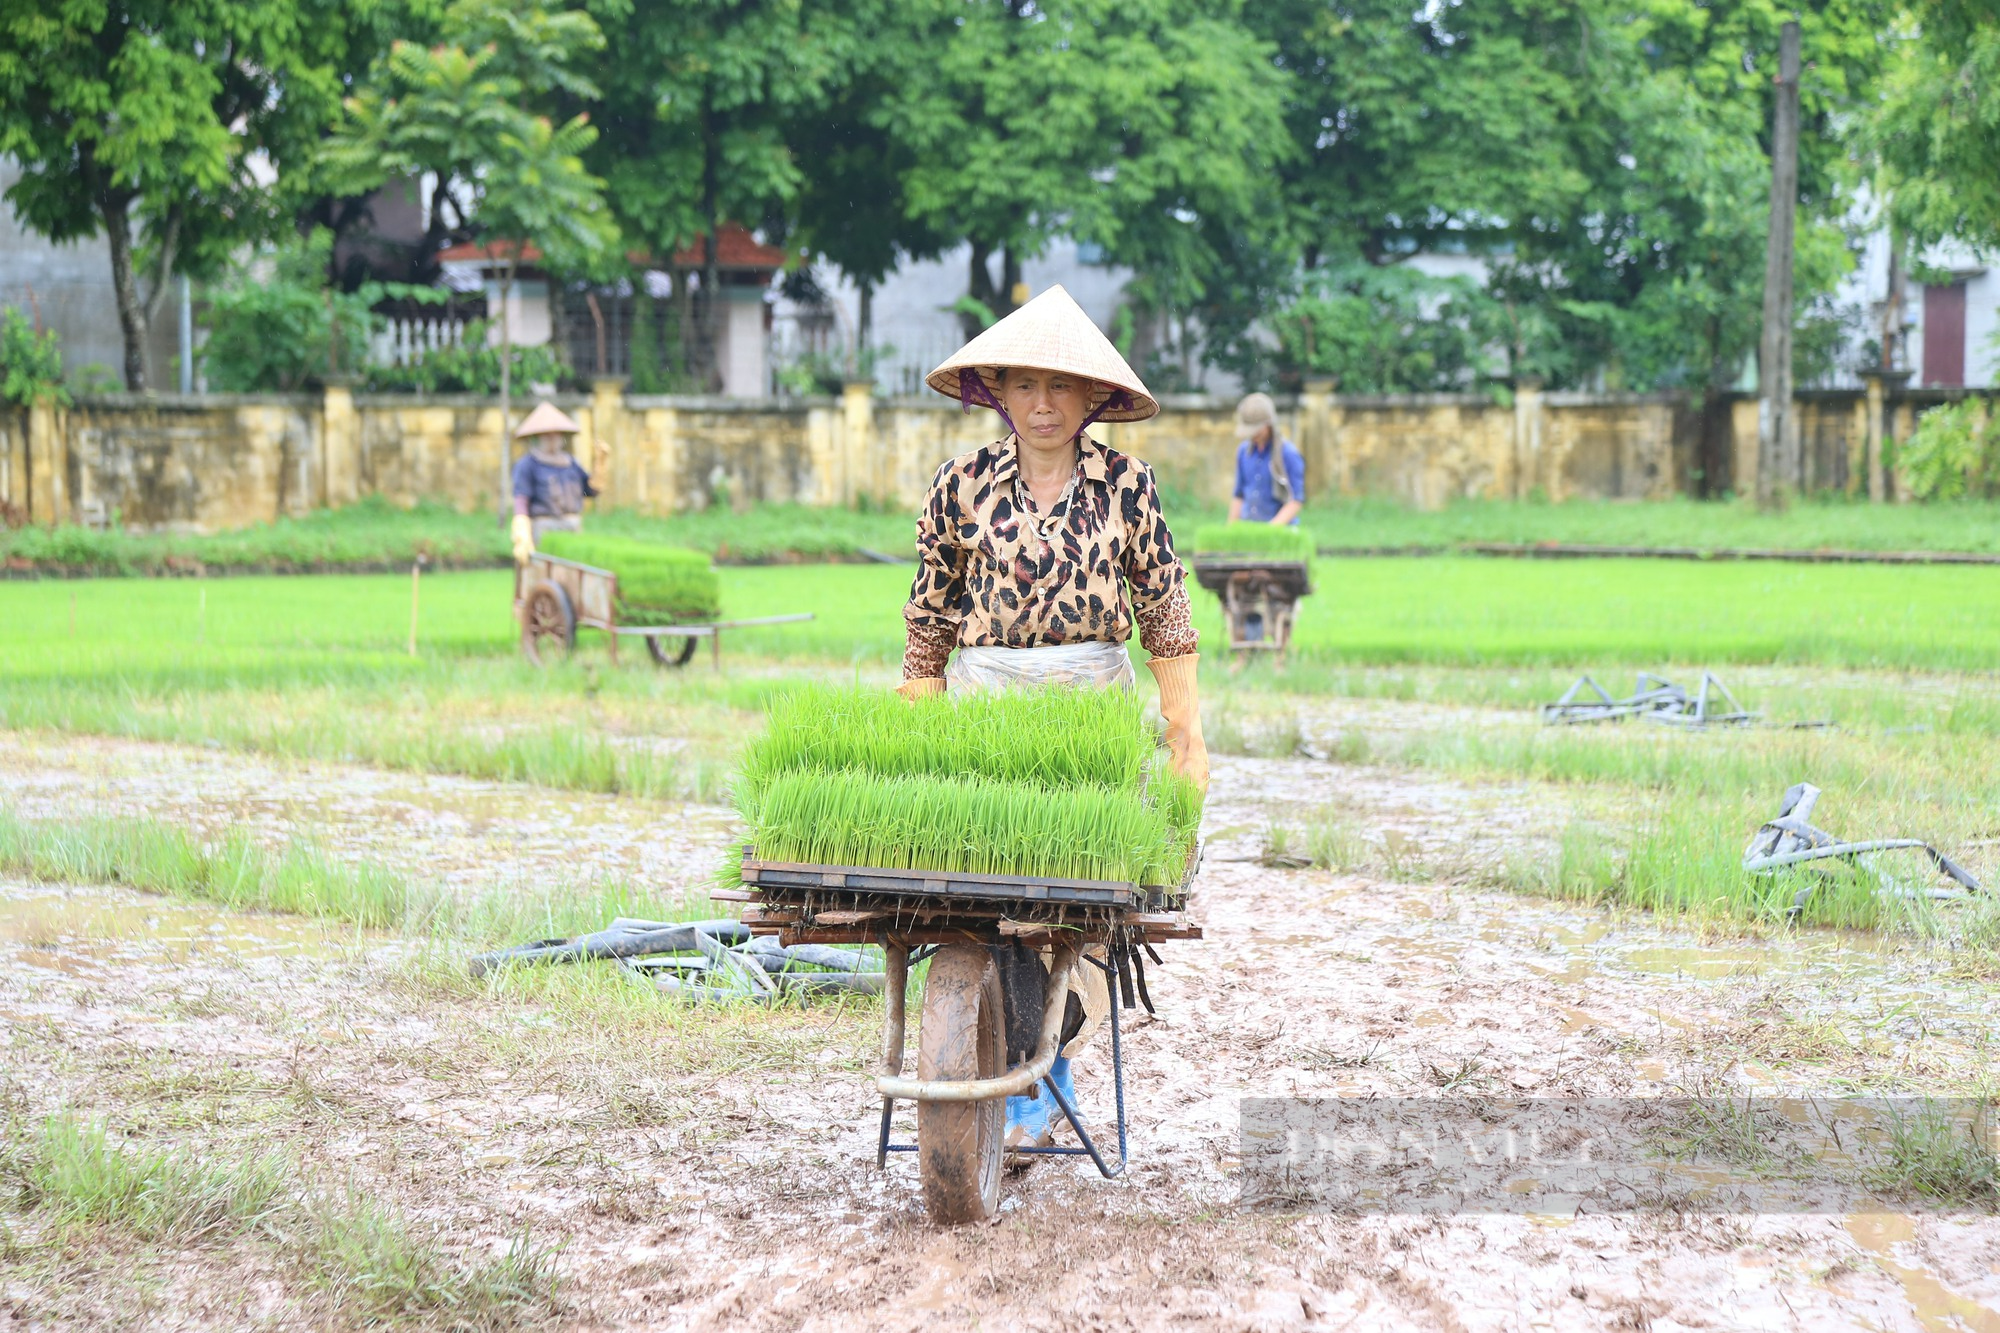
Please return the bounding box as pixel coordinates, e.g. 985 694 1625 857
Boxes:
1619 946 1771 979
0 882 362 966
1845 1214 2000 1333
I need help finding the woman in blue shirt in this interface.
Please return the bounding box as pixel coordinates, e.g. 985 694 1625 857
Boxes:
1229 392 1305 526
509 402 599 563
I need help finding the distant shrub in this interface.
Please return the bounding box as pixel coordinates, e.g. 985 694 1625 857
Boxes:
1902 400 1999 501
0 307 70 409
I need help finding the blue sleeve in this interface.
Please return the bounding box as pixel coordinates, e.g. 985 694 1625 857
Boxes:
1231 442 1247 499
511 452 536 500
1284 444 1306 500
574 461 598 499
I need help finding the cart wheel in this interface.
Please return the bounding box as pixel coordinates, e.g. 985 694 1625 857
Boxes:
520 583 576 666
916 943 1006 1225
645 634 698 668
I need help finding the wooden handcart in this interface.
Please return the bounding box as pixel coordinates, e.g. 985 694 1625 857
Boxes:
717 847 1201 1225
1188 556 1314 662
513 552 812 669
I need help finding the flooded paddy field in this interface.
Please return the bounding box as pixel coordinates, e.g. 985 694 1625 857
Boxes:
3 564 1998 1329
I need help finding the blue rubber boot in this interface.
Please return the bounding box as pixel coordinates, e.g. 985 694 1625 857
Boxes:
1045 1055 1080 1126
1005 1086 1051 1142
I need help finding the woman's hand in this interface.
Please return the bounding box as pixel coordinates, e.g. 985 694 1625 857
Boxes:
896 678 946 701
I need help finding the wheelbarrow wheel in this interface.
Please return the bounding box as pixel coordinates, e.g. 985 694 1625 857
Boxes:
916 943 1006 1224
645 633 699 668
520 583 576 666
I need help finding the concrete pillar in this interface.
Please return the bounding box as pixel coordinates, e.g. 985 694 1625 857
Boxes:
841 380 874 507
1511 379 1544 499
25 400 65 523
321 377 359 507
1861 369 1909 503
1891 399 1916 502
1298 379 1336 499
590 376 627 505
653 403 681 513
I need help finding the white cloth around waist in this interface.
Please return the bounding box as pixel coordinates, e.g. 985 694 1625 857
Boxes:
944 640 1135 694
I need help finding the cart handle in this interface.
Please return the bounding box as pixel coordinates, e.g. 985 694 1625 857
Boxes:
876 945 1079 1103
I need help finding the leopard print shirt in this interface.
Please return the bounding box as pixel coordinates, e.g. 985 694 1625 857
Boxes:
900 435 1199 679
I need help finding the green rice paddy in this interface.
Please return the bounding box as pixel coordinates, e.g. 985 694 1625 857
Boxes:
2 505 1996 934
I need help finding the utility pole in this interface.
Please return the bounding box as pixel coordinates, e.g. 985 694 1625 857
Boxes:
1756 20 1801 509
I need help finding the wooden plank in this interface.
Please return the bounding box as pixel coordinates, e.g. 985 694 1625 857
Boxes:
707 888 754 902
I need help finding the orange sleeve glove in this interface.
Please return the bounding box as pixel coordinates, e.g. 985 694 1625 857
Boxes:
895 677 946 701
1145 653 1209 790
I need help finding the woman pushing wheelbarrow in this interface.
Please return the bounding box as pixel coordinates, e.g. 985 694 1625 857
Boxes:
735 285 1208 1222
898 286 1210 1165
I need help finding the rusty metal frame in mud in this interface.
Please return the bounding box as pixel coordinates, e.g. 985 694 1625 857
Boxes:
874 949 1131 1180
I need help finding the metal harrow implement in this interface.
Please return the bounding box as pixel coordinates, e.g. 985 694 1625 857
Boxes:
467 917 885 1002
1541 671 1757 728
1742 783 1984 917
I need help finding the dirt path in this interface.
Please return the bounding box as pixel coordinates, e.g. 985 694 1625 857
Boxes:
2 731 1997 1331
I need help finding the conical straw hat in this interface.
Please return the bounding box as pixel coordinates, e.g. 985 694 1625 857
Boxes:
513 401 581 439
926 285 1158 424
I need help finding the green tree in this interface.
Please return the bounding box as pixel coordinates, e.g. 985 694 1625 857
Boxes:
1868 0 2000 253
0 0 362 390
201 229 443 391
584 0 860 390
887 0 1291 345
323 0 616 511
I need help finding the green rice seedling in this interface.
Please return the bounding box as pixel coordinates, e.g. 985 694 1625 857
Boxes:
737 686 1155 802
7 1116 290 1244
748 769 1188 885
1190 522 1316 562
537 532 721 622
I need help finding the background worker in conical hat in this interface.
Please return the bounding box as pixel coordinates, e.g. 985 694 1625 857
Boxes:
508 402 603 564
901 284 1209 1160
1230 391 1305 527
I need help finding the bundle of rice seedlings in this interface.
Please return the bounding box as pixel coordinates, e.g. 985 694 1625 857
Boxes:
736 686 1153 802
729 685 1202 886
537 532 721 622
1190 522 1315 563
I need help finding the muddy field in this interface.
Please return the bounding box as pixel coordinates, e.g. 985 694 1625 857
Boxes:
4 716 1998 1333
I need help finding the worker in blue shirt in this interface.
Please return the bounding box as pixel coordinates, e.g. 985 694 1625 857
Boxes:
1229 392 1304 526
508 402 604 564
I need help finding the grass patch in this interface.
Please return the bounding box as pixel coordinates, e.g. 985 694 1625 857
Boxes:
0 808 420 931
1298 495 2000 555
3 1116 561 1325
8 1115 289 1245
1864 1100 2000 1206
0 498 918 578
536 532 721 622
0 807 717 948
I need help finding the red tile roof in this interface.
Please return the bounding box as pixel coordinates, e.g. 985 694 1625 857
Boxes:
437 224 790 271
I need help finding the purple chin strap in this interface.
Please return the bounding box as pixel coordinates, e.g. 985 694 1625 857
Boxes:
957 367 1135 443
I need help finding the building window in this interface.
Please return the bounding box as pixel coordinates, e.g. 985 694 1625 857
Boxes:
1922 281 1967 387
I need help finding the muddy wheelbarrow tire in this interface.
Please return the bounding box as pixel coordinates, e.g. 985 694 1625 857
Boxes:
645 633 699 668
916 943 1006 1224
521 582 576 666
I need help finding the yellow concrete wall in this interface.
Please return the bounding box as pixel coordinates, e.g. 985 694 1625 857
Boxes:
16 383 1987 531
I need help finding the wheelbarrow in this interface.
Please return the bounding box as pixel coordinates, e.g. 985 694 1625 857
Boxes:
1188 556 1313 664
513 551 812 669
719 847 1202 1224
